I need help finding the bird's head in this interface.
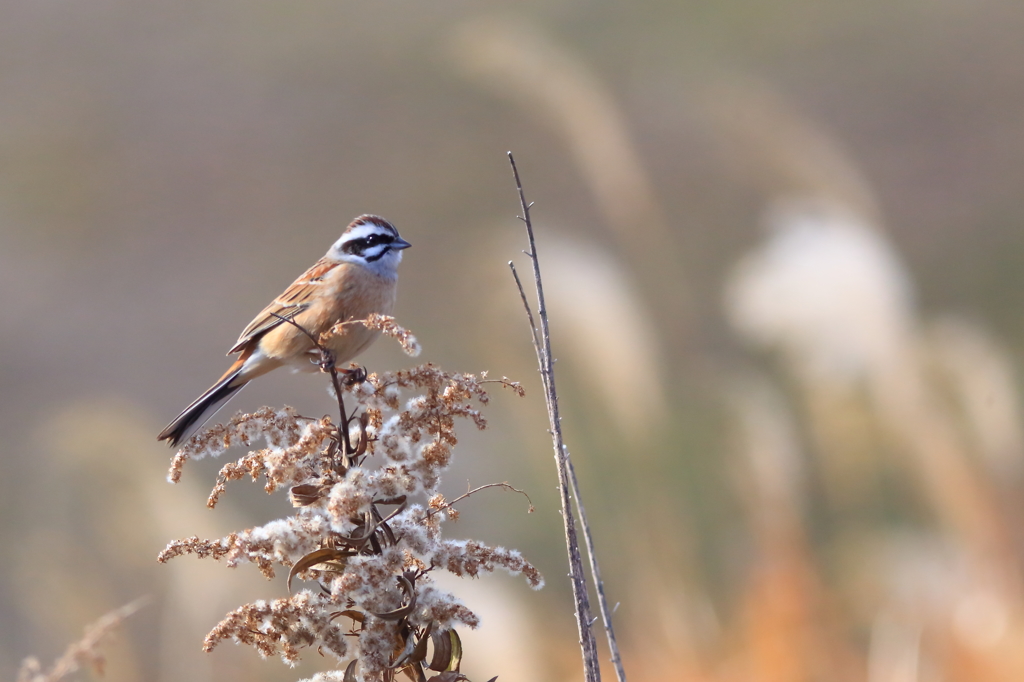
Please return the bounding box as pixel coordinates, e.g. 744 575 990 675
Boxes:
330 215 411 276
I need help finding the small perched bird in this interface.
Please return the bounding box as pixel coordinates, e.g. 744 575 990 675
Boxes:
158 214 411 447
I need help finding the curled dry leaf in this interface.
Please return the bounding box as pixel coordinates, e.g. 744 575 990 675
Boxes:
290 483 327 507
427 672 470 682
288 548 356 594
428 630 463 673
369 574 416 621
410 621 434 665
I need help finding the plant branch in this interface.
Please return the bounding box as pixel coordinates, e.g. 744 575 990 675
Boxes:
424 482 534 521
509 262 543 366
567 456 626 682
268 312 357 455
507 151 603 682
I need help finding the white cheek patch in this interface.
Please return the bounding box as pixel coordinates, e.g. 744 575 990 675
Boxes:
363 244 389 261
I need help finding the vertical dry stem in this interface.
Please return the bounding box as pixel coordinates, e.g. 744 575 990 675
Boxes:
567 457 626 681
508 151 625 682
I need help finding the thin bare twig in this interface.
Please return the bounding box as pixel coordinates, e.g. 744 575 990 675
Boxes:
425 482 534 521
507 151 603 682
509 262 543 365
567 456 626 681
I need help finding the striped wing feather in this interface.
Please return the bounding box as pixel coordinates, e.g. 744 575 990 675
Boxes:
228 258 339 354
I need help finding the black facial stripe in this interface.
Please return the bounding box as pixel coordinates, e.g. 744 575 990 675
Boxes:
342 233 395 256
342 238 366 254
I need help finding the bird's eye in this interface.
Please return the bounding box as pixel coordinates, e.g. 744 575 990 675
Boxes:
342 233 394 256
343 238 368 254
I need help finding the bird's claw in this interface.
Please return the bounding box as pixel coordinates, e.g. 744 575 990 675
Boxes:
318 348 337 372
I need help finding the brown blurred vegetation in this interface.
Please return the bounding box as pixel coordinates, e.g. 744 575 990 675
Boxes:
3 1 1024 681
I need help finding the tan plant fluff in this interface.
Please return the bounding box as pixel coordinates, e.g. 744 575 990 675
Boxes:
160 361 537 682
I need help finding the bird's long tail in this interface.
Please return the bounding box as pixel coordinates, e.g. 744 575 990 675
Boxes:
157 363 247 447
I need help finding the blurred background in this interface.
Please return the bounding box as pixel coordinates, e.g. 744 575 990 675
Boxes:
3 1 1024 681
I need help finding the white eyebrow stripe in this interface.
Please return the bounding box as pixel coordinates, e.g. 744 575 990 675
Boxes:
343 222 394 243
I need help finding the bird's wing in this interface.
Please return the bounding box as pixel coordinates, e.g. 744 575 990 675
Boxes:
228 257 339 354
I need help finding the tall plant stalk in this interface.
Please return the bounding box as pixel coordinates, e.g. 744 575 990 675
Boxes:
507 151 627 682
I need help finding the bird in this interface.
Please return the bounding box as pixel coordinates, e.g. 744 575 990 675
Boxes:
157 214 411 447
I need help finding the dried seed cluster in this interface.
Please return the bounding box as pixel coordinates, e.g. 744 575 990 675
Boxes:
322 314 424 358
160 360 538 682
17 600 146 682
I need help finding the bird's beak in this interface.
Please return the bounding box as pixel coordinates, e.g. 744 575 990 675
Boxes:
392 237 412 250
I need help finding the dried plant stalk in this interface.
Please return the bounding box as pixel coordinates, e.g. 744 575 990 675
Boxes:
507 152 626 682
17 599 146 682
160 329 539 682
